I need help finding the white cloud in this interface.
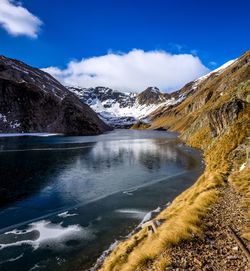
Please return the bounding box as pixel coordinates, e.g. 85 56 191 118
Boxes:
43 49 209 92
0 0 42 38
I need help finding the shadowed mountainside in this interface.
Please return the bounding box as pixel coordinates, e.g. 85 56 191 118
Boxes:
0 56 110 135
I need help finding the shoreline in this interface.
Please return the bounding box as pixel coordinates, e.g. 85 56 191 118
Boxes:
90 206 164 271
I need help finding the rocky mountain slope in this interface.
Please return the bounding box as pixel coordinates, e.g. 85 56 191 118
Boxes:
67 86 185 128
136 87 169 105
99 50 250 271
0 56 110 135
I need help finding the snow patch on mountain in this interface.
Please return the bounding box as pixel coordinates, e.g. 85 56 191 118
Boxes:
67 86 178 127
192 59 237 90
0 114 7 123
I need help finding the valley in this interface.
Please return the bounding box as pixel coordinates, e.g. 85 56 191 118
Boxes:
0 32 249 271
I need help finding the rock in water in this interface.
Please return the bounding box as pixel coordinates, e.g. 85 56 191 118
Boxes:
0 55 110 135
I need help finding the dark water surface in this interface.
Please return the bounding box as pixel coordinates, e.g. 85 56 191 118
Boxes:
0 130 204 271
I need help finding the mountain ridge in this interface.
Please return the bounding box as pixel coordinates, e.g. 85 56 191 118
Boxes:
67 86 188 128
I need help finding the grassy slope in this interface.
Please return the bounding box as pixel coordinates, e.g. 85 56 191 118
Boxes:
99 50 250 271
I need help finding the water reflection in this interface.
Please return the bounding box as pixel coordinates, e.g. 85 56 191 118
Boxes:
0 135 197 210
50 138 196 205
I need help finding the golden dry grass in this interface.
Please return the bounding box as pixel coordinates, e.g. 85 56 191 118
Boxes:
131 122 150 130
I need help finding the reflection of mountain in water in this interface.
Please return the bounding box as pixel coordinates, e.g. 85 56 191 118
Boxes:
54 138 198 204
87 138 196 172
0 135 197 208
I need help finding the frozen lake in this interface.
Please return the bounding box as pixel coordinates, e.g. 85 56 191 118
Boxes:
0 129 203 271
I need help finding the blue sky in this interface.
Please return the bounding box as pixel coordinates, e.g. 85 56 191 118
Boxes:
0 0 249 91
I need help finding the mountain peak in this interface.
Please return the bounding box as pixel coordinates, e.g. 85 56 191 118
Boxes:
136 87 166 105
144 86 161 93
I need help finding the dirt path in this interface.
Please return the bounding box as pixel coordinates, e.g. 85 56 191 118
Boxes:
145 185 249 271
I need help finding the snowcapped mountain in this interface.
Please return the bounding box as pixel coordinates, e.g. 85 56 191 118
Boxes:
67 86 177 127
67 59 237 128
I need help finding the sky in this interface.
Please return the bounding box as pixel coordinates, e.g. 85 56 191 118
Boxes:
0 0 249 92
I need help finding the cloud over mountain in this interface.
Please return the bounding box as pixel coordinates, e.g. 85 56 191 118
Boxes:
43 49 209 92
0 0 42 38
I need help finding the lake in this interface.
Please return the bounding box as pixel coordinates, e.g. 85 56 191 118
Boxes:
0 130 204 271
